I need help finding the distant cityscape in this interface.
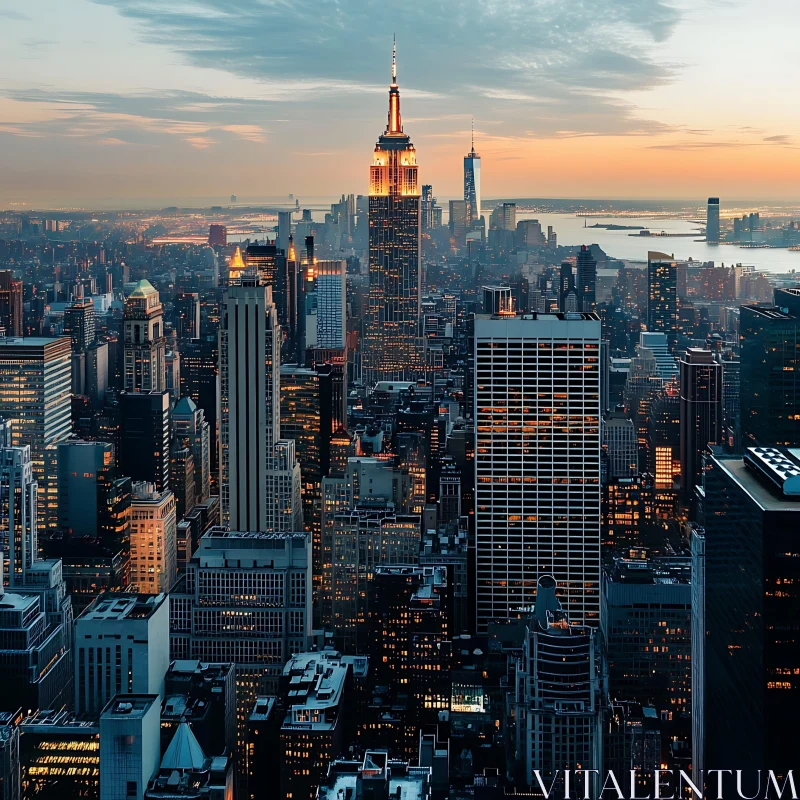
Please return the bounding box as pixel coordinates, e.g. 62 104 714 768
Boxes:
0 36 798 800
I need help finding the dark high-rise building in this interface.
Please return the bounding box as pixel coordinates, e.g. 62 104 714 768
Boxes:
421 184 434 231
179 339 218 478
449 199 467 247
0 271 23 337
740 302 800 447
369 565 451 759
576 245 597 312
602 557 691 719
558 261 576 312
464 129 481 228
119 390 171 491
647 252 679 351
706 197 720 244
52 439 131 608
679 348 722 504
362 42 423 388
174 292 200 341
246 243 288 326
208 224 227 247
695 447 800 775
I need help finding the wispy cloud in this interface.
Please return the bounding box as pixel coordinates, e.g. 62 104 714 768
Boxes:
0 88 271 147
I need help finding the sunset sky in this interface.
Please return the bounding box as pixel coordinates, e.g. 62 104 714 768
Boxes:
2 0 799 207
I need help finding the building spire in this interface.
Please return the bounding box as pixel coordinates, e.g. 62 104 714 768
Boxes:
387 36 402 134
471 117 475 154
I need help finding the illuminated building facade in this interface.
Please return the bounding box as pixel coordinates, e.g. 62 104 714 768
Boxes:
474 313 602 633
123 280 166 393
602 558 691 720
601 475 653 552
647 253 679 351
19 709 99 799
129 481 177 594
279 652 353 800
0 337 71 521
0 271 23 337
362 42 423 388
369 565 451 758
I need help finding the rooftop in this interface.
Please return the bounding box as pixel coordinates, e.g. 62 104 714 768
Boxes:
79 592 167 622
101 695 159 720
713 450 800 511
128 279 158 298
318 752 431 800
281 653 350 730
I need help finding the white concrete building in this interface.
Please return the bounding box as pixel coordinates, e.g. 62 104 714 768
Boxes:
99 694 160 800
75 593 170 716
474 312 602 632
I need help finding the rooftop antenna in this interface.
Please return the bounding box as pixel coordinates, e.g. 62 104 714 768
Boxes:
392 34 397 84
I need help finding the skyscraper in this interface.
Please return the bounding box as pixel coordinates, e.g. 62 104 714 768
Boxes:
421 184 434 231
474 312 602 632
362 41 423 388
129 481 177 594
172 396 211 504
219 276 280 531
647 252 679 351
0 271 23 337
576 245 597 312
706 197 720 244
740 300 800 447
696 447 800 773
314 260 346 349
679 348 722 503
0 337 71 520
464 125 481 228
123 280 166 393
512 576 604 792
119 391 171 492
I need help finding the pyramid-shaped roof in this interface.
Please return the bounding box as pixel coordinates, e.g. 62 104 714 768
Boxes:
129 279 158 298
173 396 197 416
161 723 206 772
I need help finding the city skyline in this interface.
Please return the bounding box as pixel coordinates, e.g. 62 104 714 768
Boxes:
2 0 800 206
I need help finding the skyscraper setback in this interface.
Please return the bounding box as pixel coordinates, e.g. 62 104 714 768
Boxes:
362 42 423 388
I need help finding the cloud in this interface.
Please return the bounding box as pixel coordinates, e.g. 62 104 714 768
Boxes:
89 0 686 137
0 88 271 147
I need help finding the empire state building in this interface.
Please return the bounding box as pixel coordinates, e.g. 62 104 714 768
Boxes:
362 41 424 389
